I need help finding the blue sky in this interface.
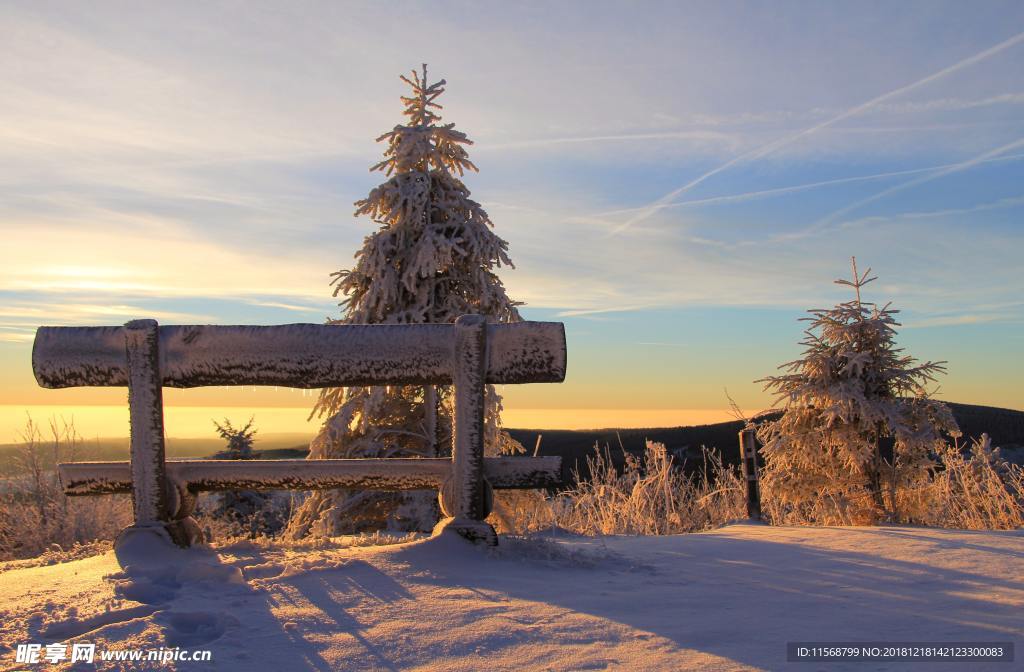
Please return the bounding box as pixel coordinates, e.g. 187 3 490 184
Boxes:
1 1 1022 423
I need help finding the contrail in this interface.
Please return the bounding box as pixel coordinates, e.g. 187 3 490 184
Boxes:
593 153 1024 217
610 29 1024 235
812 136 1024 229
475 130 734 152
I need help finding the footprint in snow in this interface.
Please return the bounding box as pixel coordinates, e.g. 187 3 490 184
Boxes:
156 610 240 647
42 604 161 641
109 572 182 604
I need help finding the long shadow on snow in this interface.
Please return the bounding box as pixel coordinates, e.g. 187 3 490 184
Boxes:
101 541 338 672
377 526 1023 670
223 544 411 671
171 527 1022 671
840 525 1024 559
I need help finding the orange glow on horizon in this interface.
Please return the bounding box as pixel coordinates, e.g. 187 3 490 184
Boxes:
0 405 738 443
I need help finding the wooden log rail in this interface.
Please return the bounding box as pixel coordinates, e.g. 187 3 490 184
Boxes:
33 321 566 388
33 316 567 549
58 456 564 495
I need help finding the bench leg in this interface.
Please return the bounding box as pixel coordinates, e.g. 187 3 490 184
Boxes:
118 319 201 551
436 315 497 545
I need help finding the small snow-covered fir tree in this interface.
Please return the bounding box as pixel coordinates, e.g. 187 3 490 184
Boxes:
209 418 285 537
755 258 960 524
211 417 258 460
288 65 523 538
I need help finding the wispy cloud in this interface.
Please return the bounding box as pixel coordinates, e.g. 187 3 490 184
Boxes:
0 302 221 346
246 300 332 314
0 333 35 343
593 153 1024 220
903 314 1012 329
815 137 1024 228
476 130 739 153
0 303 215 324
0 222 334 304
871 92 1024 114
757 191 1024 250
555 305 653 318
836 195 1024 229
610 29 1024 235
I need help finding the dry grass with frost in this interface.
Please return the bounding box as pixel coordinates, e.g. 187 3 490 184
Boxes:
491 441 747 536
0 418 131 562
760 433 1023 529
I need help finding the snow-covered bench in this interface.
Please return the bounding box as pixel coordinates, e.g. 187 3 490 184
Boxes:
32 315 566 549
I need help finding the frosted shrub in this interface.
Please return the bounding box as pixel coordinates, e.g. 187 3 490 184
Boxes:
194 492 294 544
492 441 746 536
489 489 558 534
0 417 131 562
760 433 1024 529
905 435 1023 530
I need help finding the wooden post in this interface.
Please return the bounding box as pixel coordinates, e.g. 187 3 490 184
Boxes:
437 315 496 544
124 319 169 526
114 319 181 555
452 315 486 519
738 428 762 521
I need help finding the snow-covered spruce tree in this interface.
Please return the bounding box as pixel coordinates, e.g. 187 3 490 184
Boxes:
288 65 523 538
755 258 960 524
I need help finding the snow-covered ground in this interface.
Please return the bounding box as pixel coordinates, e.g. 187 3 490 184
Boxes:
0 523 1020 671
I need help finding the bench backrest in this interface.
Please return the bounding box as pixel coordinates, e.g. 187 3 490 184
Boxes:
34 321 566 388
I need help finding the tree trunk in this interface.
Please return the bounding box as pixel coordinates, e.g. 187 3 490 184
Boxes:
867 424 888 521
424 385 441 456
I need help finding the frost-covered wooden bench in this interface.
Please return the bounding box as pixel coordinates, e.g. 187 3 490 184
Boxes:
33 315 566 549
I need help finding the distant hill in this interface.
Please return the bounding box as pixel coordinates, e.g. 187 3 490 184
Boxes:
507 402 1024 483
2 403 1019 482
0 434 314 477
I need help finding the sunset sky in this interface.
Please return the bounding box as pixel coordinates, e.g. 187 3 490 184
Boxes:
2 1 1022 440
